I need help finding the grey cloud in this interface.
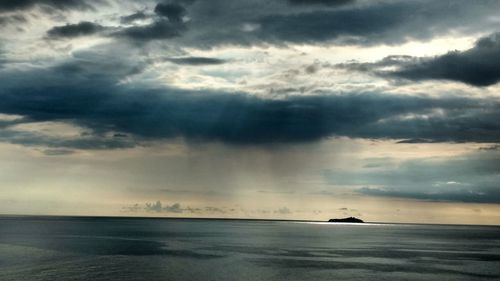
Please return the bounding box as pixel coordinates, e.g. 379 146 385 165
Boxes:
359 187 500 204
145 201 163 212
396 138 438 144
0 0 99 12
145 201 183 213
1 42 500 149
1 63 500 147
342 33 500 86
164 203 183 213
175 0 500 48
389 33 500 86
122 203 141 212
255 3 412 45
479 145 500 151
114 2 189 42
129 201 229 214
115 19 185 41
36 0 498 48
7 0 500 48
274 207 292 214
166 56 226 65
154 3 186 23
205 206 226 213
0 14 27 26
287 0 354 6
120 11 149 24
47 21 104 38
185 207 203 213
113 133 128 138
325 150 500 203
0 128 136 150
42 148 75 156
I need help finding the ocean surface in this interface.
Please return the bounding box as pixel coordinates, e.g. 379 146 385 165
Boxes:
1 216 499 281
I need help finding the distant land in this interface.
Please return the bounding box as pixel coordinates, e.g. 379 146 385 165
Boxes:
328 217 364 223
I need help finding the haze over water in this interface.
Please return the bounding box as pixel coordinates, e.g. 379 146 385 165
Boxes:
1 216 499 281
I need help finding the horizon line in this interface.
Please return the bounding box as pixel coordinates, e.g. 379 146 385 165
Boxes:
1 213 499 227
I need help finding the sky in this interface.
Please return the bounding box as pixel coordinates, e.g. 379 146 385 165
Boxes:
1 0 500 225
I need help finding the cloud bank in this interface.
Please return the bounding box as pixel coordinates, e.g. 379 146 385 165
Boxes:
342 33 500 86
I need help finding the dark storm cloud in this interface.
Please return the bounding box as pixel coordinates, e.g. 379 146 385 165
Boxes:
47 21 104 38
166 56 226 65
34 0 496 47
5 0 500 48
255 2 419 45
173 0 500 48
0 0 98 12
341 33 500 86
154 3 186 23
1 58 500 147
389 33 500 86
1 39 500 149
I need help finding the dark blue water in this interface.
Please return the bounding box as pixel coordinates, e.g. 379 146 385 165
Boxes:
1 216 499 280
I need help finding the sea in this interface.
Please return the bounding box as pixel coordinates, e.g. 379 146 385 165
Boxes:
1 216 499 281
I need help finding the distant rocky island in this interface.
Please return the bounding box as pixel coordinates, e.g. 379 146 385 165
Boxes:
328 217 364 223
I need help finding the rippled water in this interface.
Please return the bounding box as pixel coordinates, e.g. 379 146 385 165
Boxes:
1 216 499 280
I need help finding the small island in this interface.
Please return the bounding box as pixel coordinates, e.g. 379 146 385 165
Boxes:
328 217 364 223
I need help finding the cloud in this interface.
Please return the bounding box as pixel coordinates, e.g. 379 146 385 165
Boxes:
164 202 183 213
42 148 75 156
0 0 99 12
144 201 184 213
172 0 500 48
120 11 148 24
1 52 500 149
341 33 500 86
47 21 104 38
0 127 136 150
0 41 500 149
154 3 186 23
205 206 226 213
20 0 495 48
166 56 226 65
127 201 231 214
115 19 185 41
274 207 292 214
122 203 141 212
5 0 500 49
145 200 162 212
325 150 500 203
287 0 354 6
479 145 500 151
358 187 500 204
112 2 190 42
0 14 27 26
